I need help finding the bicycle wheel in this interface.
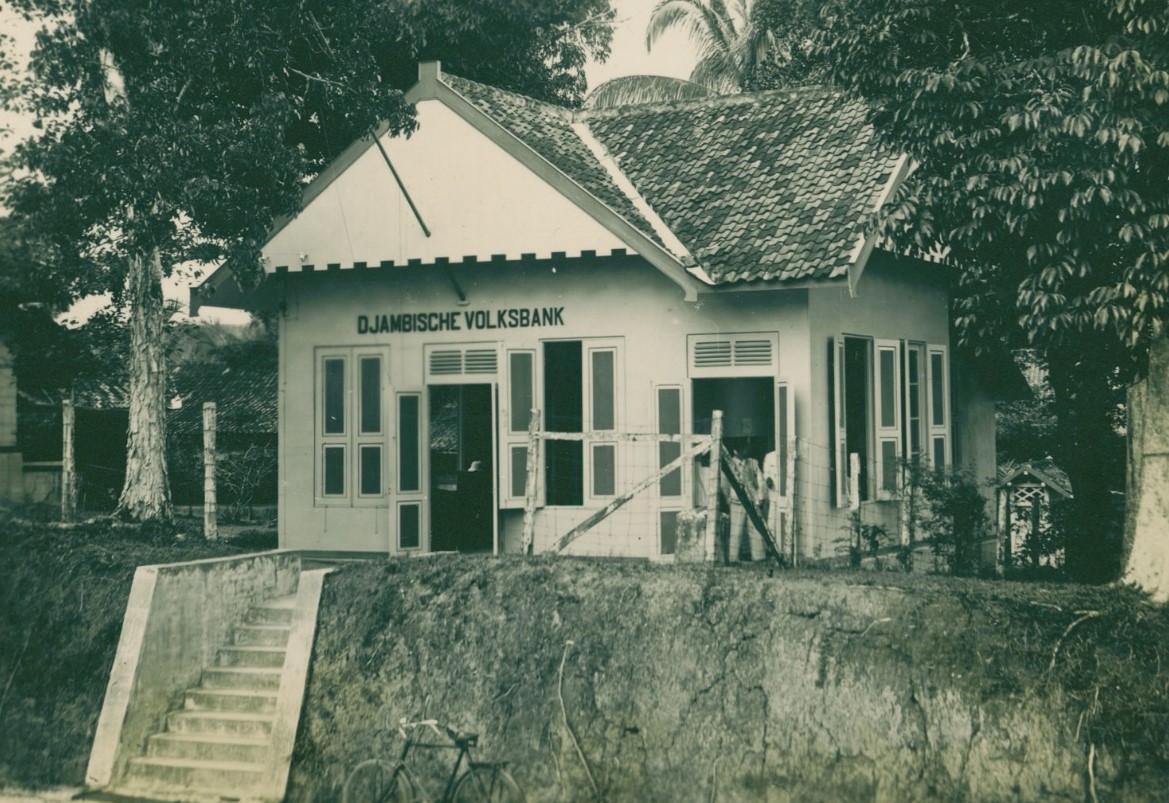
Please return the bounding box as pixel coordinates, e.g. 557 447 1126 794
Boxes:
451 765 524 803
342 759 417 803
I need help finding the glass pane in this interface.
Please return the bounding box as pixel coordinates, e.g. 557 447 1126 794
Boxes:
399 395 420 493
879 349 896 428
592 350 615 431
881 440 897 493
658 388 681 435
324 358 345 434
511 446 528 499
323 445 345 496
593 444 616 496
509 352 534 433
360 445 382 496
933 436 946 469
931 352 945 426
660 510 679 555
658 387 682 496
399 503 420 550
659 442 682 496
360 357 381 434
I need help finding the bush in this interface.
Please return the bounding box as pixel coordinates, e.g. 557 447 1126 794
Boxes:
912 467 992 577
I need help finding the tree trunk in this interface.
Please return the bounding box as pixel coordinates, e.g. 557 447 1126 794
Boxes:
1045 346 1125 583
1122 331 1169 601
117 246 173 522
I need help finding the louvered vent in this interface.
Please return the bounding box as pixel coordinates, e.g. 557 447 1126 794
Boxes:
734 339 772 366
693 340 733 368
429 350 463 375
426 346 499 379
688 333 778 376
464 349 498 374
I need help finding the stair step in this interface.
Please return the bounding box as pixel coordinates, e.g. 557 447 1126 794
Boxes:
147 732 270 763
246 601 294 626
234 623 292 647
185 688 279 715
217 645 287 669
168 710 274 739
125 756 264 792
202 666 283 691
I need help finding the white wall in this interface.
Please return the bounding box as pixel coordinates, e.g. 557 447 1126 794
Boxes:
263 101 630 271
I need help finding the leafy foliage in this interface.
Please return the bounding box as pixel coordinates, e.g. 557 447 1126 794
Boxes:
584 0 775 108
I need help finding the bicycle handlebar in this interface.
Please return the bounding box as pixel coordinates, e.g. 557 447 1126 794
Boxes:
397 717 460 742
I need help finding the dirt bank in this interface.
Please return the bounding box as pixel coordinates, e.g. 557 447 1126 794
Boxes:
291 557 1169 802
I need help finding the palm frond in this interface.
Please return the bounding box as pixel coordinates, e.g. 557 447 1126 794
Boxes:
583 75 712 109
689 51 740 94
646 0 718 54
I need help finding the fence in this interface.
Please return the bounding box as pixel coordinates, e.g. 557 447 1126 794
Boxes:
518 409 790 566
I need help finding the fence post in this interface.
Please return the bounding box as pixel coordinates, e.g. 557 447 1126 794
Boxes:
203 402 217 541
785 436 797 567
704 410 723 562
61 396 76 522
521 408 540 555
849 452 861 512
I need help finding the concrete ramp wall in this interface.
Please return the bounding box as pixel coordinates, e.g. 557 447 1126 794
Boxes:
86 551 301 792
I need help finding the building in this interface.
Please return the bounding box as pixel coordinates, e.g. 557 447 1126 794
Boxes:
998 460 1073 568
193 62 1002 561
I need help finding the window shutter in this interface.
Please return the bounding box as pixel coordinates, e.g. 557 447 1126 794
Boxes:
926 344 951 469
831 335 849 508
874 339 902 499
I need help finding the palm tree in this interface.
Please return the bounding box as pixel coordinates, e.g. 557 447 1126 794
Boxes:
585 0 775 109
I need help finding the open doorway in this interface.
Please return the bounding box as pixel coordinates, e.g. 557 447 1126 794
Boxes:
692 377 775 463
429 384 494 552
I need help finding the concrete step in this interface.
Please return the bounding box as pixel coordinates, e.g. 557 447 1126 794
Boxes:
216 645 287 669
234 623 291 647
124 756 264 793
147 732 270 764
244 595 296 627
201 666 283 691
167 710 274 739
184 688 279 715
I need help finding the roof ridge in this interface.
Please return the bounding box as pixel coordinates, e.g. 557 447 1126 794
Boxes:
441 73 575 120
575 83 844 120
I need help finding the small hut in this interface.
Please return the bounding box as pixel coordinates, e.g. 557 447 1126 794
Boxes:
998 459 1073 568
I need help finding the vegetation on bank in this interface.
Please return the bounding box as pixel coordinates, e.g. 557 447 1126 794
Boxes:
0 518 251 789
294 557 1169 802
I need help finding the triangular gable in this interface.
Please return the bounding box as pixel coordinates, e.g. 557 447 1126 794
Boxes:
262 99 632 271
261 63 699 301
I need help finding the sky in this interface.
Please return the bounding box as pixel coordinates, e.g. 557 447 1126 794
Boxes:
0 0 699 323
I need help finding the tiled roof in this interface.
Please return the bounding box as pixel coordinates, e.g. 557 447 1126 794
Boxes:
443 73 899 285
585 90 899 284
442 75 666 251
168 358 277 437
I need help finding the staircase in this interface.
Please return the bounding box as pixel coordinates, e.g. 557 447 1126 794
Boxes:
120 593 296 800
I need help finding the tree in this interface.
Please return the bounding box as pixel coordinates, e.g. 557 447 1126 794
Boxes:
586 0 774 108
3 0 614 523
803 0 1169 582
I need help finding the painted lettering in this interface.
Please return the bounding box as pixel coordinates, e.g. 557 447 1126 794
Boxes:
360 306 565 333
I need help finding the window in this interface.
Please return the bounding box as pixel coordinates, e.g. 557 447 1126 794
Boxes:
541 338 622 506
398 393 420 493
657 385 685 555
316 348 389 504
831 336 949 507
501 350 535 508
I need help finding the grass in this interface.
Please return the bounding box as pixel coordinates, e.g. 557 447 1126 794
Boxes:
0 516 248 789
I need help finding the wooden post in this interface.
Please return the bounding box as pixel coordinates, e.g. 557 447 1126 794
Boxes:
703 410 723 562
521 408 540 555
203 402 217 541
785 436 797 567
849 452 861 512
61 397 76 522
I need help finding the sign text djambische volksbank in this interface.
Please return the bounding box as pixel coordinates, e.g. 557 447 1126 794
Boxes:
357 307 565 334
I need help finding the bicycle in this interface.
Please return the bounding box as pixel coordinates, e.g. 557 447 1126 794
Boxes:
342 718 524 803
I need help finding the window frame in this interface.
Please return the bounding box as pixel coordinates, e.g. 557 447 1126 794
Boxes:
314 346 389 507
